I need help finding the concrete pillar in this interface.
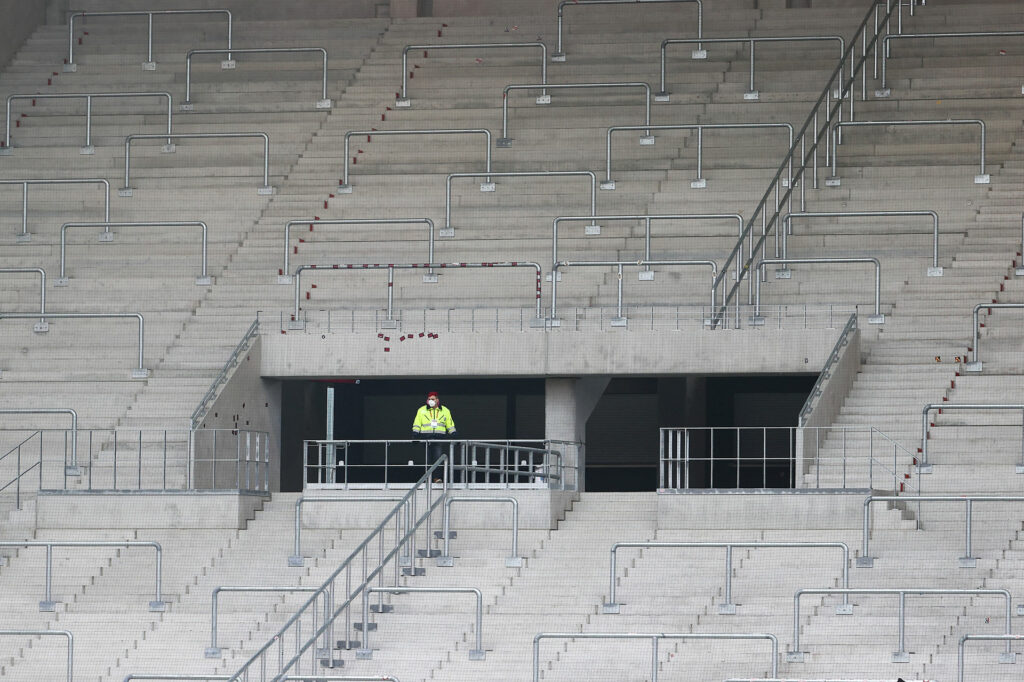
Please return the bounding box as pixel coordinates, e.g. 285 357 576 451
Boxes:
544 376 609 491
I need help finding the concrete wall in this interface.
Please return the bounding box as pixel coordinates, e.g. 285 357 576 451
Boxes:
36 491 266 529
0 1 46 72
657 490 865 530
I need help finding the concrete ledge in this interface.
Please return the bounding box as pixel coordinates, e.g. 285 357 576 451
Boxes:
657 489 868 530
36 490 268 530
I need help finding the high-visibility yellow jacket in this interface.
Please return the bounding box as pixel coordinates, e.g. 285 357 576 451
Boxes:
411 404 456 436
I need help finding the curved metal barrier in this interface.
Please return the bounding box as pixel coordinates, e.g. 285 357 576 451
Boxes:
0 178 110 243
398 42 547 106
965 303 1024 371
552 0 704 61
437 496 522 567
184 47 331 109
0 409 77 471
356 586 485 660
752 257 884 325
919 403 1024 472
0 267 47 330
0 630 72 682
878 30 1024 95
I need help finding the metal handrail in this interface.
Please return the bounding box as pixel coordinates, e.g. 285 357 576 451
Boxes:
281 678 401 682
281 219 436 283
66 9 232 71
289 495 403 566
879 31 1024 94
438 496 521 567
0 409 78 469
0 540 164 611
446 171 599 236
184 47 331 109
3 92 173 153
57 221 210 286
659 35 845 101
603 541 850 614
338 128 492 192
959 634 1024 680
0 431 42 509
124 677 231 681
799 313 858 425
781 210 941 273
920 403 1024 471
966 303 1024 371
121 132 273 196
752 257 883 324
0 268 47 329
499 82 652 146
789 587 1013 662
533 632 778 681
191 320 260 429
0 630 72 682
861 495 1024 568
830 118 989 184
0 178 110 243
0 312 147 378
551 259 718 323
206 586 322 658
398 42 547 105
357 586 485 659
552 0 703 61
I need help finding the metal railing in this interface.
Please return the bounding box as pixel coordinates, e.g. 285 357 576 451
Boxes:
0 630 72 682
860 495 1024 568
121 132 273 196
0 312 148 378
752 257 884 325
0 409 78 472
66 9 233 71
551 259 717 325
533 632 778 682
966 303 1024 372
602 123 794 194
920 403 1024 472
184 47 332 109
191 320 261 429
206 586 323 658
830 118 989 184
2 92 173 154
357 586 485 659
398 42 547 106
57 221 210 286
603 541 851 615
1018 214 1024 276
879 30 1024 95
0 267 47 331
446 171 599 236
659 36 845 101
781 210 941 274
338 128 493 192
799 313 858 426
499 82 652 146
789 587 1013 662
291 262 543 329
0 540 164 611
0 431 42 509
959 633 1024 679
281 219 436 283
289 495 403 566
552 0 704 61
437 496 522 567
0 178 110 243
123 677 231 681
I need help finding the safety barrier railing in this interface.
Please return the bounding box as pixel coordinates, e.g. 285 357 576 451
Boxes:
789 587 1013 662
0 312 148 378
206 586 323 659
289 495 403 566
960 633 1024 678
437 496 522 567
446 171 599 236
462 441 569 488
551 259 717 326
752 257 884 325
0 267 47 331
356 586 485 659
860 495 1024 568
57 221 210 286
66 9 233 71
338 128 492 192
280 677 401 682
0 540 164 611
291 261 543 330
799 313 857 426
781 210 942 275
397 42 547 106
184 47 332 110
0 178 110 243
603 541 850 615
919 403 1024 473
602 123 795 199
878 31 1024 96
121 132 273 196
0 431 42 509
533 632 778 682
659 36 845 101
226 457 448 680
966 302 1024 372
0 630 72 682
499 82 653 146
552 0 704 61
713 1 900 329
0 409 78 473
280 219 436 283
2 92 174 155
123 676 231 681
1018 214 1024 276
191 320 260 429
830 118 989 185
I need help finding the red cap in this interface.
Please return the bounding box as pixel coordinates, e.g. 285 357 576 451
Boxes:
427 391 439 399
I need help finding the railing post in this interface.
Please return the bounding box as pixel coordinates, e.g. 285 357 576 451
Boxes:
894 591 909 662
960 499 976 567
41 543 55 611
722 545 736 613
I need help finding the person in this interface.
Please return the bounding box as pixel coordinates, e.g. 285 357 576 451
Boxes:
411 391 457 475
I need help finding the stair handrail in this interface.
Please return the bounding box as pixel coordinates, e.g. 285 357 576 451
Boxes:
799 313 857 426
0 431 42 509
0 630 72 682
191 319 259 429
0 410 78 469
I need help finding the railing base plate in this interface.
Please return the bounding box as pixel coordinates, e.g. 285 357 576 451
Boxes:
867 314 885 325
142 61 157 71
402 566 426 576
395 98 411 107
927 266 943 277
336 639 362 649
55 278 69 287
369 604 394 613
353 622 377 631
63 63 77 73
162 144 176 153
536 95 551 105
529 317 546 328
337 184 352 193
1019 604 1024 616
437 556 455 567
551 53 566 62
505 556 524 568
496 138 513 147
975 174 991 184
469 649 486 660
417 548 441 558
717 603 737 615
874 88 891 98
964 361 983 372
775 268 792 279
355 648 373 660
287 555 304 566
786 651 804 663
15 232 31 242
690 178 707 189
380 320 399 329
585 224 601 235
131 368 151 379
316 99 333 109
692 49 707 59
835 603 854 615
639 271 654 281
602 603 620 614
319 657 345 668
98 231 114 242
480 182 495 192
958 556 978 568
639 135 655 146
278 275 294 285
654 92 671 102
743 91 759 100
33 321 49 333
824 177 841 187
892 651 910 663
1016 465 1024 474
599 180 615 190
39 600 57 612
545 271 563 282
856 556 874 568
439 228 454 237
79 145 95 155
65 466 81 477
611 317 627 327
119 188 133 197
149 600 166 612
1015 266 1024 276
748 316 766 326
917 463 933 474
287 320 305 330
434 530 457 539
221 60 236 70
422 273 438 283
195 276 212 286
257 186 275 195
204 647 222 659
547 318 561 327
180 102 194 112
0 147 11 156
999 652 1017 664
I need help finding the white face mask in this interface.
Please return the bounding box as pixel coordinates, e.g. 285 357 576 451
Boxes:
428 399 437 407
